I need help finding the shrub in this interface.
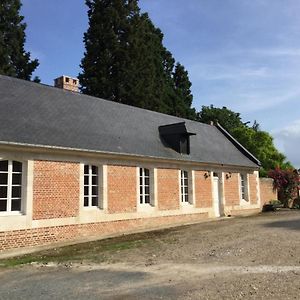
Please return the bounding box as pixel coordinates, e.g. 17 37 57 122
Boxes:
268 168 299 208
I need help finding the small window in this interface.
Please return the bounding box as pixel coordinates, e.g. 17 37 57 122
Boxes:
73 79 77 85
0 160 23 213
65 77 69 83
139 168 150 204
240 174 248 201
180 170 189 203
84 165 99 207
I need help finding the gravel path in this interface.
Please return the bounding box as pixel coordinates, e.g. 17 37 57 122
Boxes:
1 210 300 299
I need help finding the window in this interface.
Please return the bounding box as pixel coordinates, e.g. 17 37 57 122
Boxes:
139 168 150 204
65 77 69 83
0 160 22 213
180 170 189 203
73 79 77 85
84 165 99 207
240 174 248 201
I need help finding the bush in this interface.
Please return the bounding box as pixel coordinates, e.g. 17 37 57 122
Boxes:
268 168 299 208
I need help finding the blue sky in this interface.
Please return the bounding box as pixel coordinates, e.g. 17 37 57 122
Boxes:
21 0 300 167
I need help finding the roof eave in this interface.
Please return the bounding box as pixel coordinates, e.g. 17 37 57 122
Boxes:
215 123 261 167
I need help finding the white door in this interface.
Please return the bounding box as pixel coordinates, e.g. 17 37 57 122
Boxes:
213 175 220 217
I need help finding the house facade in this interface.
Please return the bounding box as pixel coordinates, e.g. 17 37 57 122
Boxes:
0 75 273 256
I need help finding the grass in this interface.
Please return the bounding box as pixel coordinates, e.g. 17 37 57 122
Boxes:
0 226 183 268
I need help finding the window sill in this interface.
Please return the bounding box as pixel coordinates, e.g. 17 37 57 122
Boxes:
180 202 195 210
240 199 250 206
0 211 24 217
137 204 156 213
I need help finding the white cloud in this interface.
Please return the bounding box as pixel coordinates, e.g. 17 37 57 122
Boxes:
273 120 300 168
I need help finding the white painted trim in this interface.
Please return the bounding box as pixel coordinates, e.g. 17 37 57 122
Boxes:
0 147 259 174
0 160 33 231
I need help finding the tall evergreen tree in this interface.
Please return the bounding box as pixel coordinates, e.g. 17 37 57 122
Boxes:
172 63 196 119
79 0 140 100
0 0 39 80
79 0 196 118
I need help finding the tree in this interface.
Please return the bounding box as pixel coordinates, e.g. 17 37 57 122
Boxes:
231 126 292 176
172 63 196 119
197 105 292 176
79 0 195 118
197 105 244 132
0 0 39 80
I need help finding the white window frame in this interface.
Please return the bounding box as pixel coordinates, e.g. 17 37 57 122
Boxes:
139 167 151 205
240 173 249 203
0 160 24 215
180 170 190 204
83 164 100 208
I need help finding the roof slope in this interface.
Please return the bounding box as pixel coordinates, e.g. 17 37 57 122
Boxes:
0 75 259 168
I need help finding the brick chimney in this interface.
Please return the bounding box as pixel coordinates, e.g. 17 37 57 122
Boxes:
54 75 79 92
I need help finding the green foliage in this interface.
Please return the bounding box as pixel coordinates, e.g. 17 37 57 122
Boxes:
79 0 195 119
268 168 299 207
197 105 244 132
0 0 39 80
197 105 292 176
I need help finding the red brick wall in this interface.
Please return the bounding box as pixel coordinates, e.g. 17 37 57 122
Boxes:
249 173 258 205
194 171 213 208
33 160 80 220
224 173 240 206
260 178 277 206
107 165 137 213
0 213 208 252
157 168 180 210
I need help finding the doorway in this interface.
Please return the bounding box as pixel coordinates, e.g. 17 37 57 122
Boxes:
212 172 223 217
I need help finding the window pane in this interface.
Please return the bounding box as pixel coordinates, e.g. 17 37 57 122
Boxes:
84 175 89 185
140 195 143 204
13 161 22 172
12 186 21 198
84 186 89 196
84 165 89 174
144 168 150 177
12 174 22 185
0 200 7 211
92 197 98 206
184 186 189 194
185 195 189 202
145 186 150 195
92 165 98 175
139 168 143 176
140 186 143 195
145 195 150 204
139 177 143 186
92 176 98 185
0 173 8 185
0 186 7 198
184 178 188 186
92 186 98 195
11 199 21 211
0 161 8 172
145 177 150 186
84 197 89 207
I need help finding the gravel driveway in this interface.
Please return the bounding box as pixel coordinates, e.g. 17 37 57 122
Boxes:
1 210 300 299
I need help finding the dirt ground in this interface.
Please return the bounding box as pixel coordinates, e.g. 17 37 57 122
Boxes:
1 210 300 299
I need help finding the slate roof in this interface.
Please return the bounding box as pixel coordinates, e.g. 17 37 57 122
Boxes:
0 75 259 168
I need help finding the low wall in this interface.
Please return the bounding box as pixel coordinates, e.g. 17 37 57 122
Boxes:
0 212 208 257
259 178 277 207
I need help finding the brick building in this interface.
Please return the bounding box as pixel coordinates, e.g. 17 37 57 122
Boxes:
0 75 274 256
